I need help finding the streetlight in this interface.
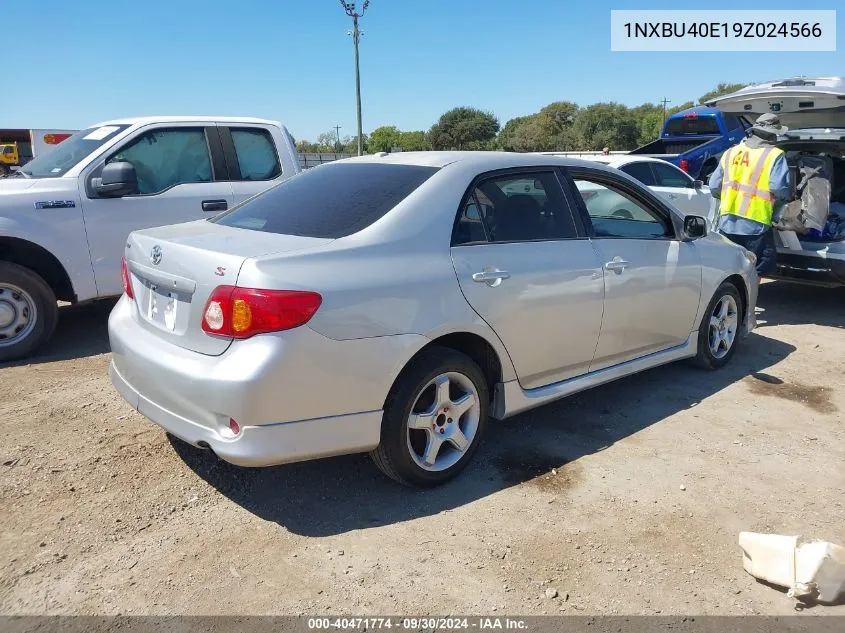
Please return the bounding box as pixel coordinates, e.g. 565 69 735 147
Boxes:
339 1 370 156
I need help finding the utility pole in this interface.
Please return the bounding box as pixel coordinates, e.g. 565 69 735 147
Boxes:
334 125 342 152
339 1 370 156
660 96 672 123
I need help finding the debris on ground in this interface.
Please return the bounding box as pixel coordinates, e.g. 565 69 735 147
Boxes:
739 532 845 604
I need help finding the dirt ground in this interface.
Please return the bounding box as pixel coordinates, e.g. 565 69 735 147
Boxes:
1 280 843 616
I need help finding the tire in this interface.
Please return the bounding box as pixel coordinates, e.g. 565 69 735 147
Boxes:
691 281 743 369
0 165 7 177
0 262 58 362
370 347 489 487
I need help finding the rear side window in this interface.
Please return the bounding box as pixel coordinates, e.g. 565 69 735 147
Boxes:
230 128 281 181
652 162 693 188
619 162 656 186
724 114 742 131
664 116 720 135
459 171 577 243
213 163 439 238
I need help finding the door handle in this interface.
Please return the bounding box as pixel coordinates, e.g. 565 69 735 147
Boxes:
202 199 228 212
472 270 510 286
666 193 677 200
604 258 629 273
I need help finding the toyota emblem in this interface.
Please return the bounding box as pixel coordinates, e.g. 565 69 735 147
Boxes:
150 245 162 266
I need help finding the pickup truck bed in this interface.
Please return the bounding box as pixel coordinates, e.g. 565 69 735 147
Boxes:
630 137 714 157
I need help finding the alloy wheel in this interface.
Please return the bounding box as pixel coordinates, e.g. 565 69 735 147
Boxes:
406 372 481 472
708 294 738 359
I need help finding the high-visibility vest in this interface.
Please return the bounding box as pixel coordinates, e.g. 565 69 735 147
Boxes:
718 143 784 226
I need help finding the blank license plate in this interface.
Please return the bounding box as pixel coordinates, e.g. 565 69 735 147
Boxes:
147 286 178 331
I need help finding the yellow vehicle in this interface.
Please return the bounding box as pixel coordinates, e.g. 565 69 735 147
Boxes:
0 143 28 175
0 129 75 176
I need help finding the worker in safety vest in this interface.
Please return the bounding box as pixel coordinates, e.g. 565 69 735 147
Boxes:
708 113 791 276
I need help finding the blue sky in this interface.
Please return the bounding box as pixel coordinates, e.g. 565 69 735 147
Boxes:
3 0 841 141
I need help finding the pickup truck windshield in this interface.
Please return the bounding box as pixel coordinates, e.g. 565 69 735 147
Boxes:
664 117 720 136
20 125 130 178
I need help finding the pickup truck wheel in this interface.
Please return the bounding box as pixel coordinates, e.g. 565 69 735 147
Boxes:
0 262 58 362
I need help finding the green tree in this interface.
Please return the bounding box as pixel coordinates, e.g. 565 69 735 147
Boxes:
295 140 319 153
497 116 531 151
669 100 695 115
637 110 664 146
429 107 499 150
316 130 343 152
368 126 402 152
342 134 368 154
397 130 429 151
572 102 639 151
698 82 745 104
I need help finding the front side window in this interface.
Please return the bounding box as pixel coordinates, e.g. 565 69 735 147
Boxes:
572 176 674 239
652 162 693 188
213 163 438 239
455 171 577 244
230 128 281 181
20 125 129 178
619 162 656 186
108 128 212 195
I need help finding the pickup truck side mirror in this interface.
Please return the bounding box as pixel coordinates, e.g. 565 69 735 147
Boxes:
94 161 139 198
682 215 708 241
691 179 704 189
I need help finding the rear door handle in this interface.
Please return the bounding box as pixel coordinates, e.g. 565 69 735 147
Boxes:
604 258 629 273
666 194 677 200
472 270 510 286
202 199 228 212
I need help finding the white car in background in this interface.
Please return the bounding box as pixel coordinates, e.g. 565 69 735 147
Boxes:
542 154 716 223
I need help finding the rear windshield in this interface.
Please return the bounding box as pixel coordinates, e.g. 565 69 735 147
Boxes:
212 163 439 238
664 116 720 136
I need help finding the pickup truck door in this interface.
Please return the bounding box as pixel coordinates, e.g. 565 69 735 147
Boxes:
79 123 234 297
217 124 294 206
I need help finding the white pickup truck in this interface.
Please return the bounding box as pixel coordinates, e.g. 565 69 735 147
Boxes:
0 116 300 360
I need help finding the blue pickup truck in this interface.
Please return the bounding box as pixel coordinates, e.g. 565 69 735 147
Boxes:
630 106 750 181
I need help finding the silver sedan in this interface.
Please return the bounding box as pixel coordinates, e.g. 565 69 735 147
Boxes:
108 152 758 487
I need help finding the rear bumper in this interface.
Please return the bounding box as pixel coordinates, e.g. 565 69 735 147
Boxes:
108 295 425 467
110 361 382 467
772 251 845 287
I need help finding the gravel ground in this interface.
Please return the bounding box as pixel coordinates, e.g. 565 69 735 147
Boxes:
1 280 843 616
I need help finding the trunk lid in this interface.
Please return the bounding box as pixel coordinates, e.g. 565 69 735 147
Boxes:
125 220 332 355
707 77 845 130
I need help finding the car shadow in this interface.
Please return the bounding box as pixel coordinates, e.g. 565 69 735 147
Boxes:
755 280 845 329
0 299 115 368
172 326 796 537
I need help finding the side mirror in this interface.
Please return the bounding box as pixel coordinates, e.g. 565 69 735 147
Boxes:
683 215 708 240
94 161 138 198
692 180 704 189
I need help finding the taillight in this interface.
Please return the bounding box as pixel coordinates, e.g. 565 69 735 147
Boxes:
121 257 134 299
201 286 322 339
679 159 690 173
